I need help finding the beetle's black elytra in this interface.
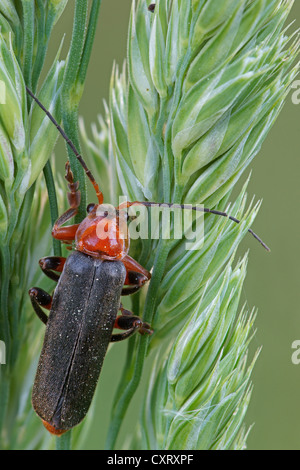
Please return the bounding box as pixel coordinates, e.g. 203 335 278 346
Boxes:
32 252 126 431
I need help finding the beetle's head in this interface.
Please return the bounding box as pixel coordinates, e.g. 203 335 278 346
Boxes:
75 203 129 260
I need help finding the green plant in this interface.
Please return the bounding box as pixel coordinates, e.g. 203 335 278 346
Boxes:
82 0 299 449
0 0 298 451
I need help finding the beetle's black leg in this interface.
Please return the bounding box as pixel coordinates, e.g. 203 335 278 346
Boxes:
29 287 52 325
121 256 151 296
121 271 149 296
121 285 143 296
39 256 66 282
110 328 139 342
118 303 131 315
111 308 153 342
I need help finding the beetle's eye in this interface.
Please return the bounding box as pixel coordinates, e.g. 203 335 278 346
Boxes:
87 203 96 213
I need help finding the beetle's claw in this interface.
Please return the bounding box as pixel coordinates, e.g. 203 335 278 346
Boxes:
139 322 153 336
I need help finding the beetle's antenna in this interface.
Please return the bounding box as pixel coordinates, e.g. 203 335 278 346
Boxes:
118 201 270 252
26 87 104 204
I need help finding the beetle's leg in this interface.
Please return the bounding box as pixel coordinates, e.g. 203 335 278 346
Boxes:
28 287 52 325
121 255 151 296
52 221 79 242
122 255 151 281
39 256 66 282
118 303 131 314
111 305 153 342
52 162 80 242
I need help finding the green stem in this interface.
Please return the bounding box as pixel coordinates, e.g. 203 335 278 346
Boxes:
105 240 171 450
43 161 62 257
62 0 88 92
77 0 102 87
61 0 102 222
31 0 45 93
61 106 86 223
31 1 50 93
61 0 88 221
56 431 72 450
22 0 35 91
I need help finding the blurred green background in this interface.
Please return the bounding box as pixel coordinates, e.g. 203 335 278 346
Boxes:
44 0 300 450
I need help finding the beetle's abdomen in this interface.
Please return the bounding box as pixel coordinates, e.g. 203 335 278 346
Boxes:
32 251 126 433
